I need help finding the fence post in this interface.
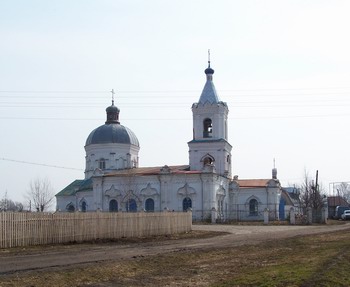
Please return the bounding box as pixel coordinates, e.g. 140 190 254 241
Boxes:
211 207 217 224
263 208 269 225
289 207 295 225
307 207 313 224
321 207 327 224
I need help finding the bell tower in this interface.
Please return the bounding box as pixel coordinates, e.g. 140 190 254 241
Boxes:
188 58 232 178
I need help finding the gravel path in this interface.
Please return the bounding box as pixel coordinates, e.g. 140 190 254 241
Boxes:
1 223 349 275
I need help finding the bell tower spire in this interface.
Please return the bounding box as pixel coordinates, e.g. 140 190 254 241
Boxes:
188 57 232 178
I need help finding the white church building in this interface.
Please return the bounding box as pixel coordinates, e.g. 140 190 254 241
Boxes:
56 62 282 221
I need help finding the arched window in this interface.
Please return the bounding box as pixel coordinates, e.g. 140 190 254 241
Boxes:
203 118 212 138
109 199 118 212
249 199 258 216
99 158 106 170
183 197 192 212
126 199 137 212
202 154 215 168
145 198 154 212
203 156 213 165
81 201 87 212
67 204 75 213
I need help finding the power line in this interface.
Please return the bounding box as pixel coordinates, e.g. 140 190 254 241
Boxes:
0 157 83 171
0 90 108 94
1 91 350 99
2 97 350 105
0 117 101 121
1 113 350 121
1 86 350 93
1 103 350 109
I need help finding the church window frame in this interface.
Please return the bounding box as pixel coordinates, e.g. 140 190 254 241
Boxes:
201 154 215 167
217 199 224 221
67 204 75 213
249 199 258 216
203 118 213 138
204 157 213 165
145 198 155 212
81 201 87 212
109 199 118 212
99 158 106 170
183 197 192 212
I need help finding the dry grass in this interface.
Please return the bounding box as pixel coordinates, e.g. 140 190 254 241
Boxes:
1 229 350 287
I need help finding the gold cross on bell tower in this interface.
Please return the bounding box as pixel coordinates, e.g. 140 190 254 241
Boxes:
208 49 211 67
111 89 115 105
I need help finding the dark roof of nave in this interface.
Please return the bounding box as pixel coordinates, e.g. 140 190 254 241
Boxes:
56 168 281 197
104 165 197 177
56 165 197 197
56 178 93 196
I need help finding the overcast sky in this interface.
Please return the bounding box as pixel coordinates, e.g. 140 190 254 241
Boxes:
1 0 350 204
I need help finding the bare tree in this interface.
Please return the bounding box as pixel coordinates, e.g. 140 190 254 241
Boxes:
0 192 24 212
334 182 350 203
298 170 325 211
26 178 55 212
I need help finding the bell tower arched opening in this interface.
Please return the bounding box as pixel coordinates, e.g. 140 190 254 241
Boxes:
203 118 212 138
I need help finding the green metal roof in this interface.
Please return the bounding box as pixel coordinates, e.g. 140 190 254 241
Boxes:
56 178 92 196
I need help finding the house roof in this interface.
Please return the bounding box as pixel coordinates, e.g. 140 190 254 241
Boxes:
327 196 349 207
281 188 300 206
287 191 300 201
233 179 276 188
281 189 295 206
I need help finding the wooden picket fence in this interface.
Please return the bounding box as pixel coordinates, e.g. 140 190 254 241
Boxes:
0 211 192 248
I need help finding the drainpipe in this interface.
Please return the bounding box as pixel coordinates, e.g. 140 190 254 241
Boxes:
157 175 161 211
200 174 204 220
101 176 104 211
266 186 269 219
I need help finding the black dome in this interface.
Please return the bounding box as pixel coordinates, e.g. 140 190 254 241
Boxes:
85 123 139 147
205 66 214 75
106 104 120 113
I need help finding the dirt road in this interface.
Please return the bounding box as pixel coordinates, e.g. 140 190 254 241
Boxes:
1 223 350 275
